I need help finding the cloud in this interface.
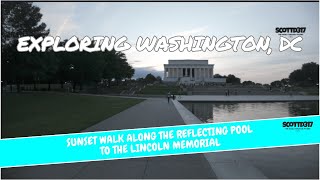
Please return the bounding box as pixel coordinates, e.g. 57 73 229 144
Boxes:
55 16 71 36
35 2 78 38
173 26 208 37
133 67 162 79
131 60 142 63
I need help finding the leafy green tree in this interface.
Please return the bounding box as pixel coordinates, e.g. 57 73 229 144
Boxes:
42 52 59 90
301 62 319 86
213 74 226 78
289 62 319 87
280 78 290 87
1 2 50 92
123 64 135 80
226 74 241 84
271 80 282 88
145 74 157 84
242 81 255 86
2 2 135 93
102 50 134 87
113 52 133 84
156 76 162 83
136 78 144 83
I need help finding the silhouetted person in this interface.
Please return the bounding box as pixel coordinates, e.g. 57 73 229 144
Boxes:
167 92 171 103
227 89 230 96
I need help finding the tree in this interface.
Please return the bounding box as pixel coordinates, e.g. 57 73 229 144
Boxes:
301 62 319 86
289 69 304 86
18 51 46 90
156 76 162 83
136 78 144 83
1 2 50 92
271 80 282 88
242 81 255 86
289 62 319 87
43 52 59 90
123 65 135 80
113 52 134 84
59 51 105 91
226 74 241 84
280 78 290 87
102 50 134 87
145 74 157 84
214 74 227 78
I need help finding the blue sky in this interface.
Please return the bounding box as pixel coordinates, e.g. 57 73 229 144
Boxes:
35 2 319 83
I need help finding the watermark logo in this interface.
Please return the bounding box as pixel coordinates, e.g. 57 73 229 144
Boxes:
282 121 313 130
275 27 306 36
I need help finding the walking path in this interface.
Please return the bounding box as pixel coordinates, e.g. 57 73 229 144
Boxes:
2 98 216 179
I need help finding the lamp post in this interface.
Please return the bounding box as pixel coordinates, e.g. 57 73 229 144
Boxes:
69 64 75 92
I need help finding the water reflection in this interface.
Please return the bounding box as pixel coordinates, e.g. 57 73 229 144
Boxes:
181 101 319 123
288 102 319 116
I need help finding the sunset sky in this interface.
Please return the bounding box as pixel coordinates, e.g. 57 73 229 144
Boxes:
35 2 319 84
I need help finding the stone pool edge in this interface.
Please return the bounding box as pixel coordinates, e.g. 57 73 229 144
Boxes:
172 99 268 179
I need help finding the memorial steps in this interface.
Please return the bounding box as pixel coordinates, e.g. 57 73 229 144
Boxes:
189 86 298 95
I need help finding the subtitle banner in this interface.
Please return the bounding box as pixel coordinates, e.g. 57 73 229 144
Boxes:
0 115 319 168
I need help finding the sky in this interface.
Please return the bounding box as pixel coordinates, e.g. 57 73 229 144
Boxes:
35 2 319 84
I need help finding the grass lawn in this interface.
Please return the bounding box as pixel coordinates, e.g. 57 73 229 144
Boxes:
139 84 185 95
2 93 144 138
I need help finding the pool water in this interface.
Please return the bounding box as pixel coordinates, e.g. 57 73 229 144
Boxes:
181 101 319 123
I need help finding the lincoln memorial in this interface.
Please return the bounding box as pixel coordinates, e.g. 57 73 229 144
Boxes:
163 60 226 84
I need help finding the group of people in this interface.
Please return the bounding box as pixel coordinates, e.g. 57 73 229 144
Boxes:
167 92 176 103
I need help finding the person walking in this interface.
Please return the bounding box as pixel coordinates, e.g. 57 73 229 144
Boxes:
167 92 171 103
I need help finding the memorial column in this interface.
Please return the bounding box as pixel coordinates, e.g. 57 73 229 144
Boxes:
164 68 167 79
201 68 204 79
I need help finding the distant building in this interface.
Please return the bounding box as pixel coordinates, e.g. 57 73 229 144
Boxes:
163 60 226 84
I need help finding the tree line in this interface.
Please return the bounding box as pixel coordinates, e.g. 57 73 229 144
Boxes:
214 61 318 88
2 2 134 92
271 62 319 88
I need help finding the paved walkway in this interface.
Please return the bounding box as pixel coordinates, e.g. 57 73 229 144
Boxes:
2 98 216 179
178 95 319 102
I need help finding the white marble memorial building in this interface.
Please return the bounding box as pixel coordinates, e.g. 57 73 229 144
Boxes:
163 60 226 84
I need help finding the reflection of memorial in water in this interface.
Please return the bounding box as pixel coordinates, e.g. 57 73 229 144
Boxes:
182 103 241 123
183 103 213 123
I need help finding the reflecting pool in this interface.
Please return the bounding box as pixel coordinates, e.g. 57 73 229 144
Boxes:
181 101 319 123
